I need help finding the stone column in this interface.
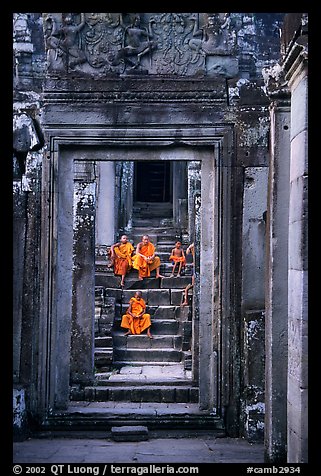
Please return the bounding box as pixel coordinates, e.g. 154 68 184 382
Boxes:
284 43 308 464
172 161 188 230
241 166 269 441
95 161 115 246
13 181 26 383
264 91 291 462
18 152 43 413
119 161 134 232
70 161 96 385
187 161 200 242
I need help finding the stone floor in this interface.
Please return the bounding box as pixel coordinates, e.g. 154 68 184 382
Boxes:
13 435 265 463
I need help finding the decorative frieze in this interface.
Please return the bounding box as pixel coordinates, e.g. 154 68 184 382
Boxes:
42 13 238 78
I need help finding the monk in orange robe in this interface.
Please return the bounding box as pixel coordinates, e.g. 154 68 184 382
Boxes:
121 291 153 338
110 235 134 286
169 241 186 277
132 235 165 280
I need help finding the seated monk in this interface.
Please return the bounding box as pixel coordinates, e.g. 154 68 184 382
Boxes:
132 234 165 280
121 291 153 338
169 241 186 277
110 234 134 286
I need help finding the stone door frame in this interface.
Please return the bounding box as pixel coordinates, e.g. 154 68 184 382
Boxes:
39 124 237 422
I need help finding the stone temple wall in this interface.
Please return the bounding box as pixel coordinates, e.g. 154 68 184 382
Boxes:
13 12 302 459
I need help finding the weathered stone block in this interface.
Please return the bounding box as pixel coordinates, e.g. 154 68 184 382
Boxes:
175 387 190 403
175 306 190 321
153 306 176 319
13 387 29 441
111 425 148 441
94 387 109 402
171 289 185 305
95 336 113 348
161 277 192 289
160 387 176 403
290 76 308 140
243 310 265 387
288 270 308 322
190 387 199 403
84 387 95 401
147 289 170 306
288 219 308 271
95 286 105 304
287 380 308 438
69 385 85 401
109 388 132 402
290 131 308 182
289 175 308 226
206 55 239 78
122 289 148 303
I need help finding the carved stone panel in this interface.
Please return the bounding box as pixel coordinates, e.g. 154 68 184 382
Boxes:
42 13 238 78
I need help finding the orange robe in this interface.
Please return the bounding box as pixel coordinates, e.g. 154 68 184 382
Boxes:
169 254 186 266
113 242 134 276
121 297 152 335
132 242 161 278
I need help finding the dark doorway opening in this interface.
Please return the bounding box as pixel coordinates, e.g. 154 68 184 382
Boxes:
134 161 171 202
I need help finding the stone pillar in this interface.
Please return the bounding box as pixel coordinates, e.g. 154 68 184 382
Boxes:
172 161 188 230
70 161 96 385
187 161 200 242
13 182 26 383
13 13 34 83
119 161 134 232
241 166 269 441
95 161 115 246
264 94 291 462
284 43 308 464
18 152 43 413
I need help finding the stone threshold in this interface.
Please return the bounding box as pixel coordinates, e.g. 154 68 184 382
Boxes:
38 402 225 434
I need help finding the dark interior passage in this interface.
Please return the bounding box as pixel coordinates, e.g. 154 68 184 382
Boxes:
134 161 171 202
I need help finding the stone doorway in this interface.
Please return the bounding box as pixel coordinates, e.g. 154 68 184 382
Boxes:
93 158 193 402
39 125 237 432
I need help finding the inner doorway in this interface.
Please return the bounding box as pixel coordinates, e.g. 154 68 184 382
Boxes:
134 160 171 202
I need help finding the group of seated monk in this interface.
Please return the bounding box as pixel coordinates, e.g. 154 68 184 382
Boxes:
108 234 164 287
108 235 195 338
108 234 194 286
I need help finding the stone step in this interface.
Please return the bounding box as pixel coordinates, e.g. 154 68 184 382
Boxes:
42 402 225 434
112 333 182 349
95 349 113 367
113 318 179 335
95 336 113 347
110 360 187 367
130 230 178 239
100 287 190 306
94 363 192 385
95 256 193 270
70 385 198 403
113 347 182 363
41 401 225 434
96 276 192 292
114 304 190 319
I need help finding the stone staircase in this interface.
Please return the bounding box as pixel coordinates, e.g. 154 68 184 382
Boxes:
71 224 195 403
65 222 225 435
